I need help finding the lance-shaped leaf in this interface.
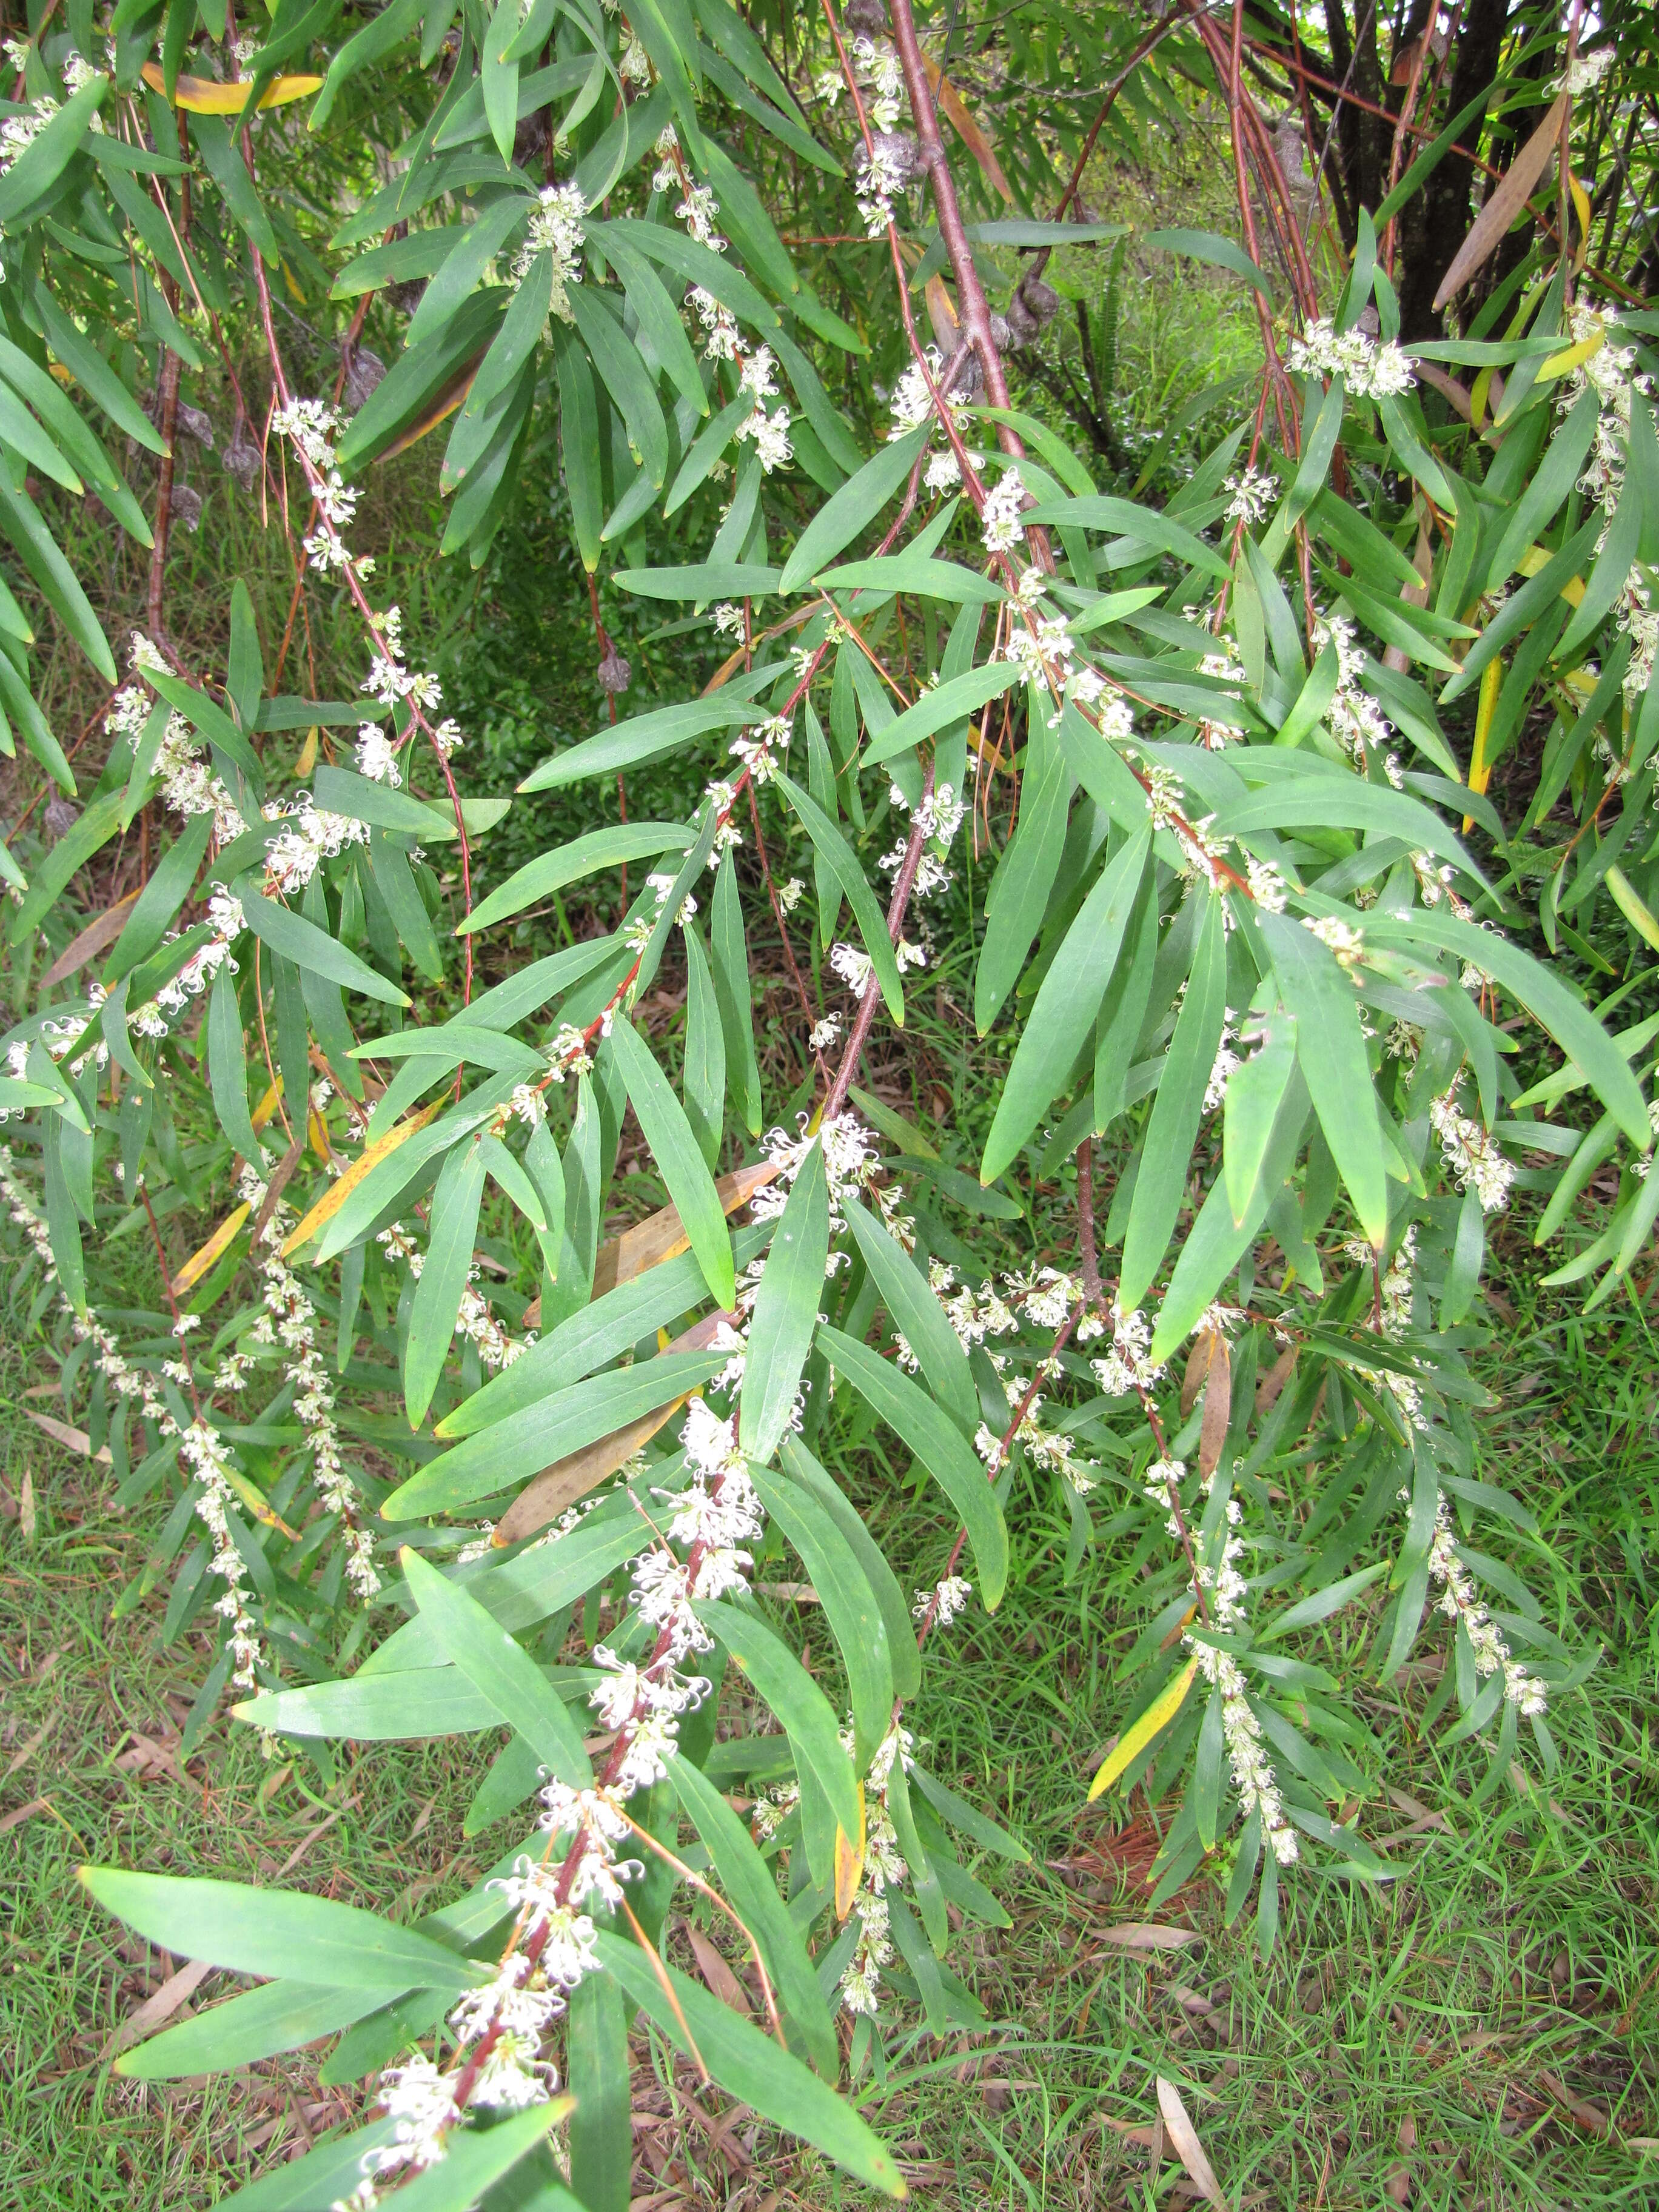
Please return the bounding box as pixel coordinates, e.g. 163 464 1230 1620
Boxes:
1086 1657 1198 1803
774 773 905 1023
862 660 1022 770
982 825 1150 1184
748 1462 892 1768
782 1435 920 1698
118 1980 386 2082
840 1197 977 1440
739 1139 828 1461
817 1325 1007 1607
1261 911 1387 1247
400 1548 591 1785
669 1753 839 2076
78 1869 488 1993
1433 93 1567 310
609 1014 735 1308
458 823 693 934
779 426 927 590
596 1932 905 2196
283 1101 443 1256
382 1350 723 1519
404 1138 486 1429
1120 891 1227 1311
1223 1007 1296 1225
237 881 410 1008
692 1598 860 1845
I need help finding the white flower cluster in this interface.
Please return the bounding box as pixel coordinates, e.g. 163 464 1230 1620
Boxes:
1091 1303 1165 1400
1429 1090 1513 1214
1561 45 1614 96
914 1574 972 1626
1138 754 1232 890
751 1108 906 1250
1556 306 1657 706
232 1163 379 1600
512 180 586 320
377 1220 532 1378
1424 1493 1547 1715
1287 317 1416 400
756 1719 914 2016
879 777 965 901
174 1414 265 1689
980 469 1028 557
733 345 793 474
729 707 791 786
1310 609 1395 765
1224 467 1279 528
0 47 104 176
1204 1009 1241 1113
272 399 362 575
887 344 979 494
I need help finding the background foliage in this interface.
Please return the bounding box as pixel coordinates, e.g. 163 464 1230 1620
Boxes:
1 0 1658 2204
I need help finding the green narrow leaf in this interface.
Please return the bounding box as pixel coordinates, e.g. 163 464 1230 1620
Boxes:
983 825 1150 1184
1119 892 1227 1310
1261 911 1387 1247
401 1547 591 1786
668 1752 839 2076
551 318 603 571
208 973 264 1165
774 774 904 1024
974 742 1073 1033
459 823 692 934
681 920 726 1171
382 1350 722 1520
236 880 411 1008
739 1138 828 1460
595 1931 905 2196
778 426 927 591
780 1436 920 1699
78 1869 487 1992
839 1197 977 1440
1223 1006 1296 1225
118 1981 382 2082
404 1139 486 1429
567 1971 630 2212
748 1462 891 1768
1192 1685 1224 1850
817 1324 1007 1608
609 1013 734 1307
692 1598 860 1843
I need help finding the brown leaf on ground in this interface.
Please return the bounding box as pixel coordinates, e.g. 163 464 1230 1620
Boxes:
104 1956 215 2060
1156 2075 1227 2210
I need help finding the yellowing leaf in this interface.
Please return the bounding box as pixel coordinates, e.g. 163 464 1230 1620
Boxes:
295 726 320 777
1087 1657 1198 1804
1464 654 1503 828
223 1463 299 1538
307 1109 331 1161
1607 864 1659 953
1538 329 1603 380
141 63 322 112
172 1201 250 1295
251 1076 285 1132
834 1785 867 1921
281 1101 441 1257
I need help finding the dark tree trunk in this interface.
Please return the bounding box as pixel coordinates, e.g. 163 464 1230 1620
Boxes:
1394 0 1514 338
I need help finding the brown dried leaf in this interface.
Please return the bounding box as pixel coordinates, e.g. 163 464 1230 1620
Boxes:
1099 1923 1202 1952
25 1410 111 1466
1198 1336 1232 1480
104 1956 214 2060
42 889 140 988
922 53 1013 204
1255 1344 1296 1416
1156 2075 1227 2210
1433 95 1566 310
492 1309 737 1546
683 1922 751 2017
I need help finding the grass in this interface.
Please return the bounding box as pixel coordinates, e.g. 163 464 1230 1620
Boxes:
3 1193 1656 2211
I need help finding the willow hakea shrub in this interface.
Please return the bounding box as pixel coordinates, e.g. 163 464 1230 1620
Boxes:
0 0 1655 2199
